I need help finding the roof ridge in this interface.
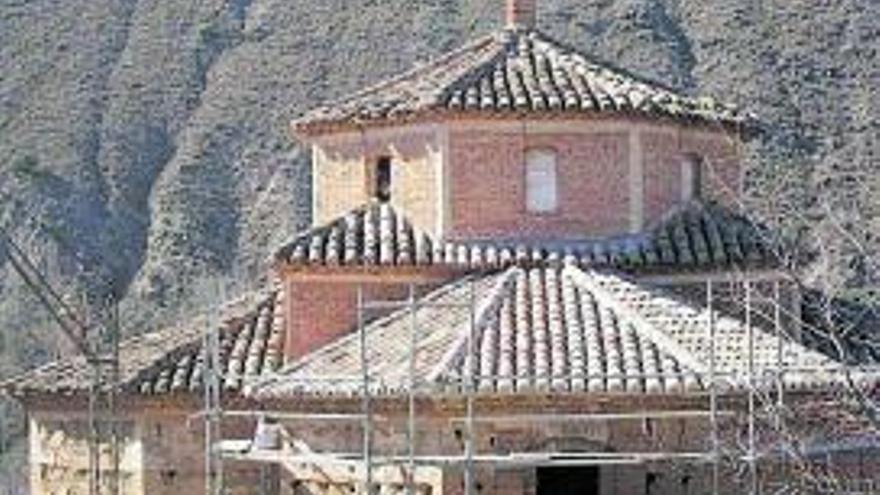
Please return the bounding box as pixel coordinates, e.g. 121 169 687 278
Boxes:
563 266 707 374
293 27 750 134
248 273 483 396
125 293 278 393
535 30 685 99
425 267 522 384
568 267 853 390
293 33 501 126
432 30 518 106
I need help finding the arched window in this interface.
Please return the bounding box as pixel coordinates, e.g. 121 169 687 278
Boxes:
525 149 558 213
681 153 703 202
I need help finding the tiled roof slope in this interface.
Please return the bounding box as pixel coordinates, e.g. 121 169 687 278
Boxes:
249 274 499 397
293 28 750 134
4 291 285 397
570 269 842 386
250 266 844 399
275 202 771 272
435 267 703 394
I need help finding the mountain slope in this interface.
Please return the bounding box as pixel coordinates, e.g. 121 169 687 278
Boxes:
0 0 877 394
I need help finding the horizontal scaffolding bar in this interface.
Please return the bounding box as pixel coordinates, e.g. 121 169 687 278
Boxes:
196 409 737 425
450 410 737 423
222 410 378 421
189 410 382 422
218 445 716 467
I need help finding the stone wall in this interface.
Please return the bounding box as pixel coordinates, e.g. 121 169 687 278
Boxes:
272 403 719 495
25 397 880 495
312 124 445 236
29 414 143 495
27 407 265 495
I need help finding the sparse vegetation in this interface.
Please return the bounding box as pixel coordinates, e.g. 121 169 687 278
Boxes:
10 155 45 182
0 0 875 490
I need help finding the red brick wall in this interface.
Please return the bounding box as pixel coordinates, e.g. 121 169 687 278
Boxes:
283 276 417 361
311 120 741 246
643 129 742 228
642 131 684 227
506 0 536 26
681 130 742 206
447 129 630 240
282 273 456 361
271 408 732 495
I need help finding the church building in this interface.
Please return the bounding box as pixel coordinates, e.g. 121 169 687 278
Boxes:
6 1 876 494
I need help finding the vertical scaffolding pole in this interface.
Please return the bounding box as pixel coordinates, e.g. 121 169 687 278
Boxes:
745 279 758 495
203 327 213 495
707 279 719 495
773 281 784 426
406 284 417 495
358 286 373 495
108 300 121 495
88 356 100 495
204 286 224 495
773 280 787 481
85 295 102 495
0 229 121 495
464 280 476 495
88 296 121 495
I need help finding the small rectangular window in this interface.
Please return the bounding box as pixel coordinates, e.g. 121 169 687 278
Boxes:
681 153 703 202
526 150 558 213
681 153 703 203
374 157 392 203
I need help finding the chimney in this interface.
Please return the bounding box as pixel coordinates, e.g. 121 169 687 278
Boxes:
506 0 536 28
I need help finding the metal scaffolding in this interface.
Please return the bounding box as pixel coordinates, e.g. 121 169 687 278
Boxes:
0 226 121 495
198 266 880 495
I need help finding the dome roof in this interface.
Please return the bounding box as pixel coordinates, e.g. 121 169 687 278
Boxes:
293 27 752 135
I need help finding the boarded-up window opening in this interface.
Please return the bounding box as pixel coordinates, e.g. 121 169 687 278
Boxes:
681 153 703 202
525 149 558 213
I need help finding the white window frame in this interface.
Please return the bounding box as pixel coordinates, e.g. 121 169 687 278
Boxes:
525 149 559 214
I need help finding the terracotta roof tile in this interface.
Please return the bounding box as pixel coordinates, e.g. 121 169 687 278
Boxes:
436 267 703 394
9 269 869 401
293 28 751 134
252 266 855 399
4 291 285 397
573 269 849 389
275 202 772 272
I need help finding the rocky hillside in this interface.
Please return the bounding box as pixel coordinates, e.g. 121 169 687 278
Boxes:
0 0 877 482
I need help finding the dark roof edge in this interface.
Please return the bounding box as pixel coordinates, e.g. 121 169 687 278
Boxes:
290 26 756 138
292 105 757 140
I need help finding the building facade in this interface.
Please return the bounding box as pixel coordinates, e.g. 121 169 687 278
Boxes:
6 1 877 495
